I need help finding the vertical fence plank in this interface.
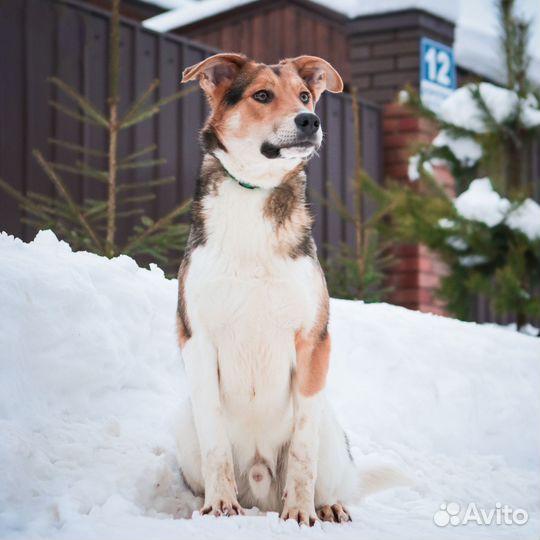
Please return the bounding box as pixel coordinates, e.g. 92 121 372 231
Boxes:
83 9 108 205
342 95 356 252
25 0 56 235
116 23 135 244
0 0 26 240
308 97 326 255
179 45 206 202
325 93 343 249
156 37 182 217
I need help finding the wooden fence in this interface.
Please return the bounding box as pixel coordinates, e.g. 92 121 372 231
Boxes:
0 0 383 259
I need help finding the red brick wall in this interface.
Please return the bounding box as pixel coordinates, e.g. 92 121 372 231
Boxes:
383 103 455 315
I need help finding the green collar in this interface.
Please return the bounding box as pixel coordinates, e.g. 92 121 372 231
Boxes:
214 156 259 190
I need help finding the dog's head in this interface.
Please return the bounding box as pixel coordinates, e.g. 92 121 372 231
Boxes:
182 54 343 187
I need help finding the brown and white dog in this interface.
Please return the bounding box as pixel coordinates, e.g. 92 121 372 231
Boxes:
175 53 357 526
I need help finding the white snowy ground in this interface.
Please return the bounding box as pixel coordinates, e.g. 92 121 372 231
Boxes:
0 230 538 540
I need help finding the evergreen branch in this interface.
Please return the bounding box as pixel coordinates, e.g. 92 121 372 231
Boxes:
469 85 517 142
120 144 157 164
33 150 103 252
325 181 354 223
74 160 111 179
26 192 81 222
117 158 166 171
49 100 103 126
48 138 108 158
120 194 157 204
119 79 160 128
117 176 175 192
152 85 198 109
49 77 108 127
50 162 108 182
115 208 145 219
120 86 197 129
82 201 108 220
0 178 52 222
122 198 191 254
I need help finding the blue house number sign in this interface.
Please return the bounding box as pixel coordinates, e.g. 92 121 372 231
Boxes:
420 37 456 112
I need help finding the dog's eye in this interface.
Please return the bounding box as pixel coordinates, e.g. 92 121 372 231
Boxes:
299 91 311 104
253 90 273 104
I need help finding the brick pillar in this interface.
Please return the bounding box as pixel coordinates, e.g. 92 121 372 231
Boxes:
348 10 456 314
383 103 455 314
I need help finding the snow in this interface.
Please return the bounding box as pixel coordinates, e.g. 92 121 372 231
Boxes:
143 0 254 32
439 86 487 133
438 218 455 229
439 83 540 132
432 131 482 166
407 154 433 181
458 254 488 267
506 198 540 240
454 0 540 85
479 84 520 124
408 154 421 181
454 178 510 227
311 0 458 21
454 177 540 240
521 94 540 128
445 236 467 251
1 230 539 539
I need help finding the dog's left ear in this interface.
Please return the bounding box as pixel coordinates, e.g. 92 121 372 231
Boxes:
285 56 343 101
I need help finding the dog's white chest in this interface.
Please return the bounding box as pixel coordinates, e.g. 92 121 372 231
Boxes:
184 181 321 424
186 181 320 332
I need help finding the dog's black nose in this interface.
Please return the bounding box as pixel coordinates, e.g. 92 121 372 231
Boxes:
294 112 320 136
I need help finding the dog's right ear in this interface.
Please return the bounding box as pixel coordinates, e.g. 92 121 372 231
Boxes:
181 53 247 103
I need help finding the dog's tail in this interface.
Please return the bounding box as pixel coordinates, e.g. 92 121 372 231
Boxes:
357 461 411 499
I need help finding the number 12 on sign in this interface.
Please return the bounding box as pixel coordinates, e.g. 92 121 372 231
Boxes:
420 37 456 112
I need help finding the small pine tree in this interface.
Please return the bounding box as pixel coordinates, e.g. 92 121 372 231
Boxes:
319 89 393 302
382 0 540 329
0 0 193 273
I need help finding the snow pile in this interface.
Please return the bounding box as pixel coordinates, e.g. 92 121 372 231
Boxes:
454 178 511 227
432 131 482 166
454 177 540 240
1 231 539 539
439 83 540 133
506 198 540 240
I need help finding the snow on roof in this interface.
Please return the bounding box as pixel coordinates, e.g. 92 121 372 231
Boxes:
455 0 540 84
311 0 458 21
142 0 255 31
142 0 189 9
140 0 539 83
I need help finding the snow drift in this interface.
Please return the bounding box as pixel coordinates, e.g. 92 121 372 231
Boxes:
0 230 538 539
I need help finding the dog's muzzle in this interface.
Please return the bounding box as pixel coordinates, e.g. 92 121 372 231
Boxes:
260 112 322 160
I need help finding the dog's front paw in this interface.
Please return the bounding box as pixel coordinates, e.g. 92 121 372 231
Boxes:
317 503 351 523
281 505 318 526
201 497 244 517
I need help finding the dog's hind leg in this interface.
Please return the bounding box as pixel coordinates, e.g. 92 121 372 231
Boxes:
314 403 356 522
